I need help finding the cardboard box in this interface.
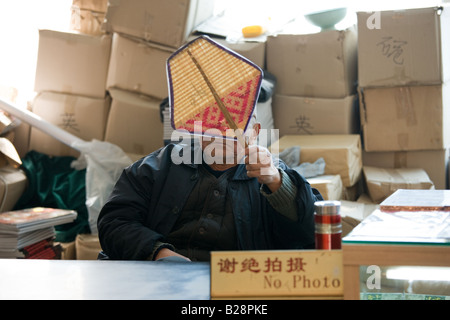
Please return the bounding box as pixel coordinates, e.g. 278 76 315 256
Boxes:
58 240 76 260
75 233 102 260
357 7 450 88
359 84 450 152
273 94 359 136
107 33 174 100
0 111 21 136
34 30 111 98
342 177 364 201
307 175 343 201
72 0 108 12
0 136 22 169
0 138 27 213
0 166 27 213
363 149 449 190
213 38 266 69
70 7 106 36
105 88 164 155
271 134 362 187
12 120 30 159
103 0 215 48
363 166 434 203
29 92 111 157
340 200 379 237
266 26 357 98
341 199 378 221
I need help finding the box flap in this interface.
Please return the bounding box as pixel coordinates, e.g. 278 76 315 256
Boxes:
0 138 21 167
363 166 434 203
270 134 362 187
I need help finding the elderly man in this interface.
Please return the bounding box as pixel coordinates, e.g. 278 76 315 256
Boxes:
97 115 322 261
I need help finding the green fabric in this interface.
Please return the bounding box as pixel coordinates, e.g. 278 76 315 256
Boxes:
14 151 90 242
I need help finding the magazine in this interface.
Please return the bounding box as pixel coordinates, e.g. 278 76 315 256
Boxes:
0 208 76 258
0 207 77 233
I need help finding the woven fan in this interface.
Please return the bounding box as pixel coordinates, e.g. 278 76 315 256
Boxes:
167 36 263 146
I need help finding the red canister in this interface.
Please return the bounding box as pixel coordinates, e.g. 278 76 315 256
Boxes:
314 201 342 250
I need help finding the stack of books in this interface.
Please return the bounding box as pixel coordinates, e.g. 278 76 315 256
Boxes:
0 207 77 258
344 190 450 244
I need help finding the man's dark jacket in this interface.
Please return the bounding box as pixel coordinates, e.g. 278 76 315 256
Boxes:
97 143 323 260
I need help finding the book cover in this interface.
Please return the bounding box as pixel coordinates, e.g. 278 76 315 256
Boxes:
0 207 77 231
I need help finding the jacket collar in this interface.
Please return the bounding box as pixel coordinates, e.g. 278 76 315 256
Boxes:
232 163 252 181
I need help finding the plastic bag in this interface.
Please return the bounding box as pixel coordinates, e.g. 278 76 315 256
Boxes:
278 146 326 178
71 139 132 234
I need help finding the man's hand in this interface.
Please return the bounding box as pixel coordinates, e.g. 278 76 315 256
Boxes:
245 145 281 193
155 248 191 261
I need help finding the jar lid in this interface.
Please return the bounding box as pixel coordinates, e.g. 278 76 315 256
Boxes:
314 200 341 215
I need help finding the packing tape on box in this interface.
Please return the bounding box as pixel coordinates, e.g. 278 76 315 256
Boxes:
389 168 407 184
397 133 409 149
303 97 315 105
395 87 417 126
61 84 73 95
393 66 410 83
72 0 108 12
108 0 120 7
71 7 105 30
394 87 416 149
143 11 155 42
303 85 315 97
394 151 407 168
64 95 77 114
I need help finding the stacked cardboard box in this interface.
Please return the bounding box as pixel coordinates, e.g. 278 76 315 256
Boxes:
106 33 173 100
266 26 361 200
29 91 111 158
357 6 450 200
363 166 434 203
105 88 163 155
103 0 215 156
267 26 359 136
32 29 112 157
17 0 219 253
70 0 109 36
30 0 216 159
103 0 215 49
104 33 171 154
213 39 266 71
271 134 363 200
